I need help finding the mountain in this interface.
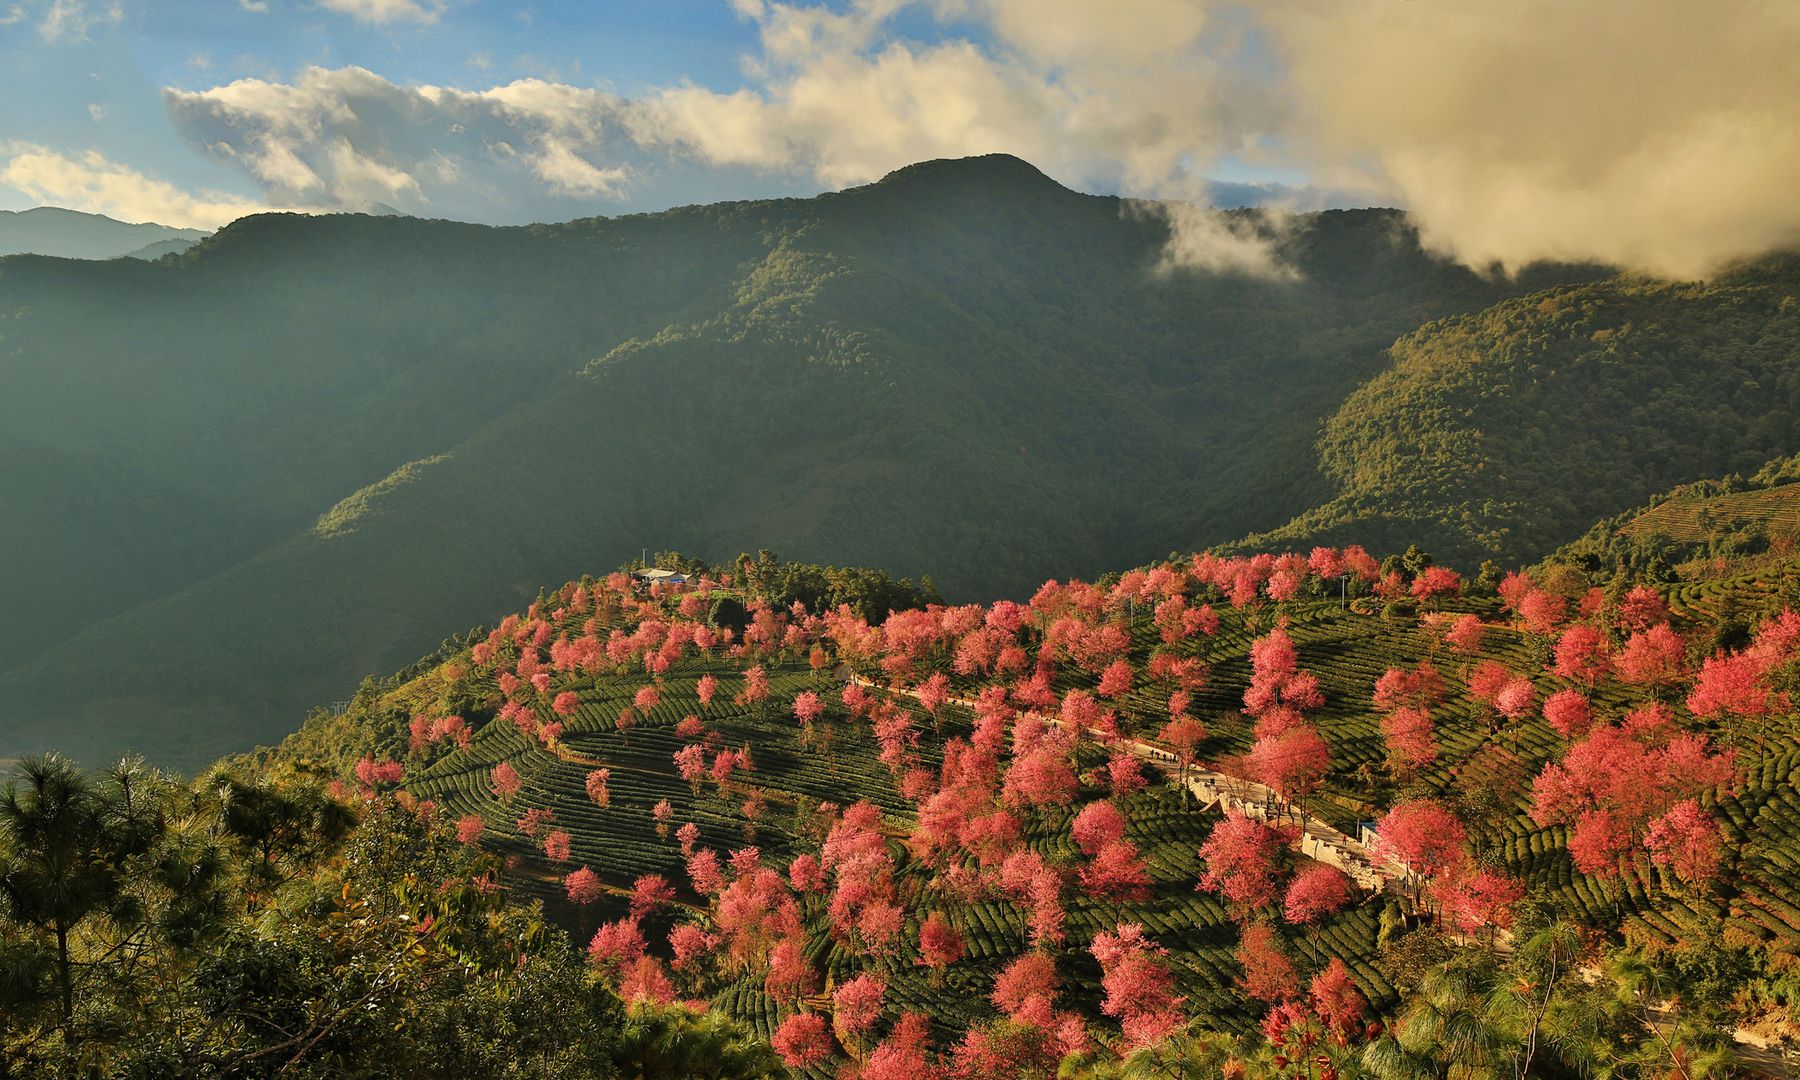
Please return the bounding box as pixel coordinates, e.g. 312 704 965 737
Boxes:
0 205 209 260
5 153 1796 771
1244 258 1800 564
120 236 202 260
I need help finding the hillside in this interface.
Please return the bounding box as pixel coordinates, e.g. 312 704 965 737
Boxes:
1247 260 1800 563
0 206 208 259
235 546 1800 1076
0 155 1611 770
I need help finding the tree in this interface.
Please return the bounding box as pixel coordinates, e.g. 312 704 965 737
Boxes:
1098 659 1135 699
1370 800 1468 901
1245 723 1331 808
489 761 522 802
991 951 1059 1027
585 768 612 808
1551 623 1612 686
1361 965 1502 1080
771 1011 833 1068
1543 689 1593 738
918 911 966 971
1071 800 1128 856
1283 863 1353 925
1645 800 1724 887
1381 706 1438 775
1617 623 1685 689
764 937 815 1004
832 972 887 1044
1091 923 1184 1050
564 866 605 906
1310 957 1368 1041
864 1011 933 1080
1235 922 1298 1004
1080 839 1153 902
1444 613 1485 654
0 754 141 1023
1198 812 1295 910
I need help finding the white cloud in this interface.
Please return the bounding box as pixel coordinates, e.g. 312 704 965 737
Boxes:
0 143 274 229
87 102 106 122
238 0 269 11
166 67 643 219
37 0 123 41
1266 0 1800 278
314 0 445 25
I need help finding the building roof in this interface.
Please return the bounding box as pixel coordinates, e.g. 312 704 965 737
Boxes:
631 567 689 583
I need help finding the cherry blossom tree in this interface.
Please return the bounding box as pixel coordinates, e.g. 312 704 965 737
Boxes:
1433 868 1525 941
1370 800 1468 900
1444 614 1485 655
585 768 612 808
1617 623 1686 690
564 866 605 906
1645 799 1725 887
833 972 887 1045
1381 706 1438 776
1198 812 1295 910
771 1012 833 1069
1309 958 1367 1041
1543 689 1594 739
489 761 522 802
1236 921 1298 1004
1283 863 1353 925
455 814 484 845
793 690 825 727
1552 624 1612 686
1098 659 1135 699
1091 923 1185 1050
991 952 1059 1027
918 911 967 972
1071 800 1128 856
864 1012 933 1080
629 873 675 918
1245 724 1331 809
1080 839 1153 902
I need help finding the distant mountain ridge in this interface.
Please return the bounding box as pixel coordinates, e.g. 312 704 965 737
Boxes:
0 206 209 259
1 154 1796 770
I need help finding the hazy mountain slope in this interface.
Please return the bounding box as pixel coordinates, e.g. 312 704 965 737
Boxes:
0 206 208 259
0 208 774 672
120 236 201 260
1244 258 1800 564
0 156 1591 769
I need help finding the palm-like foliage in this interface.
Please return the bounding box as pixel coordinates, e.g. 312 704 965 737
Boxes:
0 754 126 1023
615 1001 786 1079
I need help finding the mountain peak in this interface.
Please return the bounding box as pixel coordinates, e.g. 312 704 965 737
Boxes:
863 153 1074 197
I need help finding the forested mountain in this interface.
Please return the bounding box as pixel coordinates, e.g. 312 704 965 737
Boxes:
2 154 1796 771
1248 259 1800 563
0 206 208 259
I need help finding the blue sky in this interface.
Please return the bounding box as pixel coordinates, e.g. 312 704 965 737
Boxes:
1 1 800 216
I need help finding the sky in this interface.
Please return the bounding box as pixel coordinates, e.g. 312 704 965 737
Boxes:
2 0 1797 279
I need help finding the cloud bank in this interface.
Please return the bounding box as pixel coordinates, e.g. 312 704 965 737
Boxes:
0 144 273 230
149 0 1800 278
